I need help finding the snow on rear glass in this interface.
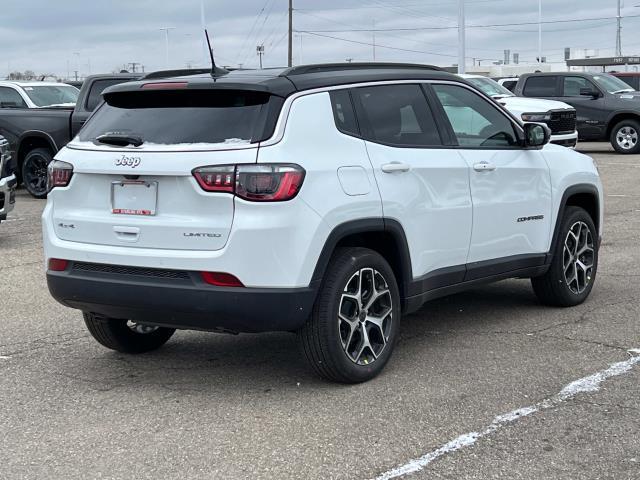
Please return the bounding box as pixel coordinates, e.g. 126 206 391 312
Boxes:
78 90 269 146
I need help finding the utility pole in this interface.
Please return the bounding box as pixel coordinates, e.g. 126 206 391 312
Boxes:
616 0 622 56
458 0 465 73
372 20 376 61
159 27 175 68
128 62 141 73
538 0 542 65
288 0 293 67
256 45 265 69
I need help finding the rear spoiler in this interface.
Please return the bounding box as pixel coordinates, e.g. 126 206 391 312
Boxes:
141 67 229 80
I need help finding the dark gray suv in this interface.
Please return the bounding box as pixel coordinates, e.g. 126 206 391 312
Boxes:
514 72 640 154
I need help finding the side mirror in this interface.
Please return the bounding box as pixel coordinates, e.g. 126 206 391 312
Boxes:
579 87 600 98
523 122 551 148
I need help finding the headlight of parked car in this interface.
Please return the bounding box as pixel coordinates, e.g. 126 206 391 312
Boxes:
521 113 552 122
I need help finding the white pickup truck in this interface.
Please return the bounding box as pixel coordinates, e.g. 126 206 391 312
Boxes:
460 74 579 148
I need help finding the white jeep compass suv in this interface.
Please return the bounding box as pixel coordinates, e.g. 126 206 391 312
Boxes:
43 63 603 383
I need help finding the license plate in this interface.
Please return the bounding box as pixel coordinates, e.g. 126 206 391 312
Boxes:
111 181 158 216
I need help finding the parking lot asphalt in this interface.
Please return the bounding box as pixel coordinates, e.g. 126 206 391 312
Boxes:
0 142 638 480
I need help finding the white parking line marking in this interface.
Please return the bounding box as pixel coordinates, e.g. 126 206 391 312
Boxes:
0 355 11 360
596 163 640 167
372 349 640 480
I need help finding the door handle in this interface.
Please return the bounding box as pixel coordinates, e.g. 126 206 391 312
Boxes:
473 161 497 172
381 162 411 173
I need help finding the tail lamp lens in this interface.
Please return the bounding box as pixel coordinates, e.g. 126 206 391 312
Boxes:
192 164 305 202
48 258 69 271
193 165 235 193
47 161 74 190
201 272 244 287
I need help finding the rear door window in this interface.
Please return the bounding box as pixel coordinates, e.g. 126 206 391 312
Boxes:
501 80 517 92
78 89 275 145
351 84 442 147
523 76 558 96
0 87 27 108
85 79 134 111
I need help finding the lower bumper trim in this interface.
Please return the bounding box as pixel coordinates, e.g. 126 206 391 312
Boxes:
47 268 317 333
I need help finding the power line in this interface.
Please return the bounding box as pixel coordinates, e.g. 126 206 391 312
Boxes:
299 13 640 33
297 30 458 58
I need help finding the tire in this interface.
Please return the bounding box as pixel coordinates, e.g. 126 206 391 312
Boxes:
22 148 52 199
610 119 640 154
298 247 401 383
532 206 598 307
83 312 176 354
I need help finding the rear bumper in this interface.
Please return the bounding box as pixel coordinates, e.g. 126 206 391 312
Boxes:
47 263 318 333
0 174 17 221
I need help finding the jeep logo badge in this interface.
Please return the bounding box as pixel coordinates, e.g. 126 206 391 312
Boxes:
116 155 141 168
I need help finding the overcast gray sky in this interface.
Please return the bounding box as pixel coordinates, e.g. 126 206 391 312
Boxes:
1 0 639 79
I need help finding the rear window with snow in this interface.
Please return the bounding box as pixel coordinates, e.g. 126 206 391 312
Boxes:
78 89 278 146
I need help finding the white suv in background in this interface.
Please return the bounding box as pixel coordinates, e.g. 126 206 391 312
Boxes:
460 74 579 148
43 64 603 383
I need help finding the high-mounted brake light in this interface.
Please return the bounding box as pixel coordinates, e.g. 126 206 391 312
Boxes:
141 82 189 90
201 272 244 287
47 161 74 190
192 164 305 202
48 259 69 272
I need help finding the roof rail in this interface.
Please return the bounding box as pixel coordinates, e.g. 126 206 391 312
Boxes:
142 67 229 80
280 63 444 76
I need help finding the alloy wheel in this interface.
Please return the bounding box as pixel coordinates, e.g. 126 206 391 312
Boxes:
24 154 48 196
338 268 393 365
563 221 595 295
616 126 638 151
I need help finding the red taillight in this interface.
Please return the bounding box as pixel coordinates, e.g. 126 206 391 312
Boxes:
47 161 73 190
48 259 69 272
193 166 235 193
141 82 188 90
201 272 244 287
192 164 305 202
236 165 305 201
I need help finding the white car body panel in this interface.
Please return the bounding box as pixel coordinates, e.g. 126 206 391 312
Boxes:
364 140 472 276
43 80 602 293
257 92 383 285
457 148 552 263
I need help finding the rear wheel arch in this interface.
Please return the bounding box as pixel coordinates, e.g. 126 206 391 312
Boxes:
606 112 640 139
17 132 57 173
310 218 413 301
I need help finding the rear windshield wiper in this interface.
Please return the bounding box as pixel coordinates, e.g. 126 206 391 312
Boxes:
96 133 144 147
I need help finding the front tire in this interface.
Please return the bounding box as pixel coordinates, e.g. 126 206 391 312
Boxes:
22 148 52 199
83 312 175 353
610 119 640 154
298 247 401 383
532 206 598 307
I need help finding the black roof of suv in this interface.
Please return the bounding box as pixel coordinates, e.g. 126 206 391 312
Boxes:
104 63 458 98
